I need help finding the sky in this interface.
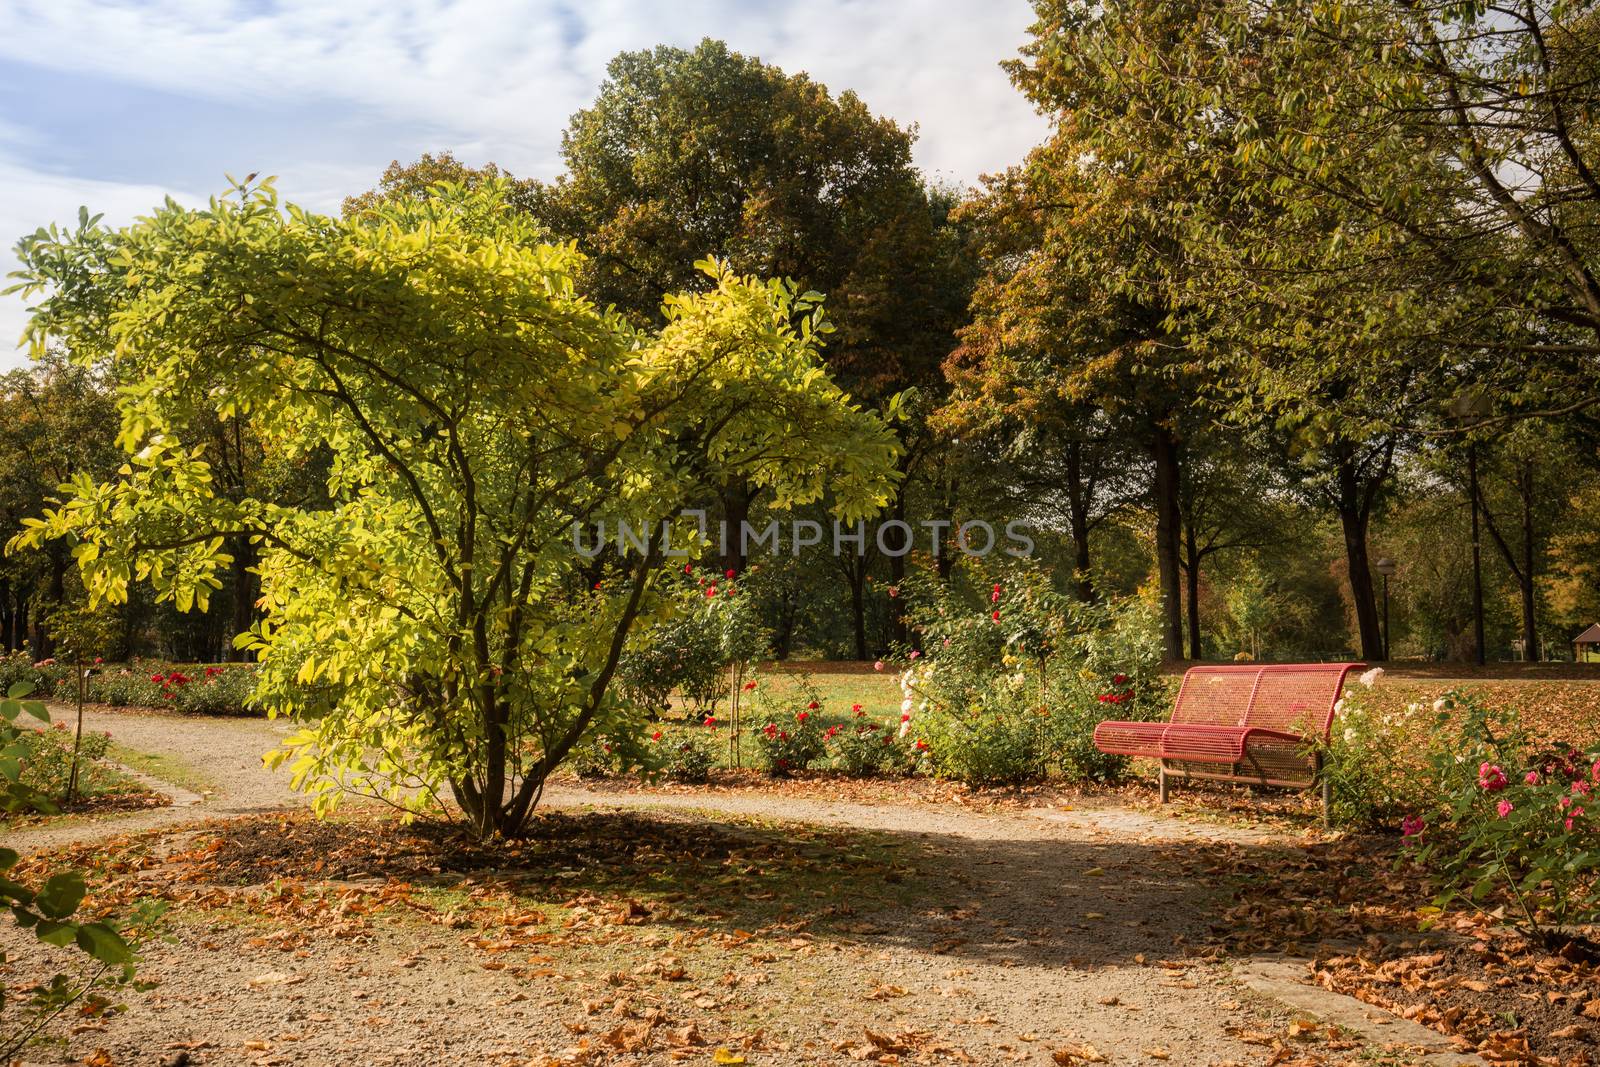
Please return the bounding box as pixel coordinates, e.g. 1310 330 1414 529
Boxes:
0 1 1051 367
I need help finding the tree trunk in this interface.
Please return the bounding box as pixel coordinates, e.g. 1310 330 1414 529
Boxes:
1064 441 1096 602
38 548 67 658
229 537 258 660
1183 522 1202 661
1519 463 1539 662
0 579 11 651
887 503 908 648
1335 460 1384 661
720 483 756 575
1151 427 1185 659
849 567 868 661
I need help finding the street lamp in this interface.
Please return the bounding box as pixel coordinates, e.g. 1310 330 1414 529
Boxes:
1374 557 1397 662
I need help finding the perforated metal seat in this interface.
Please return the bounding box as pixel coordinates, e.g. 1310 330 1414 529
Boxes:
1092 663 1363 820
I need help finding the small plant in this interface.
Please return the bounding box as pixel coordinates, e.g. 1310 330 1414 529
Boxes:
568 738 621 780
1 683 158 1059
1315 676 1439 829
890 560 1162 787
15 722 115 802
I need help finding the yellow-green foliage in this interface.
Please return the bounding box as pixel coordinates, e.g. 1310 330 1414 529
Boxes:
8 180 900 836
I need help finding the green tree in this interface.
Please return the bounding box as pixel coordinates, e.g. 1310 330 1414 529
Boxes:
8 179 899 837
0 354 120 655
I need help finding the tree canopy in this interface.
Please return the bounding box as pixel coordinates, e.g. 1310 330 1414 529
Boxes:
9 179 899 835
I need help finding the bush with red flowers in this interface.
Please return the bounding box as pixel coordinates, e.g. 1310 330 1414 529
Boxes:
888 561 1164 786
750 681 828 776
1406 692 1600 934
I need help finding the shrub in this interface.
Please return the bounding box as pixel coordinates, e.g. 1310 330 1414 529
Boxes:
649 728 717 784
165 665 257 715
1405 692 1600 933
568 739 620 780
15 722 115 801
827 705 911 777
0 651 54 702
2 683 151 1061
895 561 1163 787
617 564 769 718
751 681 827 776
1315 673 1441 829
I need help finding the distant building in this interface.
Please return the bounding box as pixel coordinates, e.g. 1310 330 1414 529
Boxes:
1575 624 1600 663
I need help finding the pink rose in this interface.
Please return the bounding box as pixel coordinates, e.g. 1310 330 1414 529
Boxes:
1401 815 1425 838
1496 800 1514 818
1525 771 1541 786
873 660 884 671
1477 762 1507 792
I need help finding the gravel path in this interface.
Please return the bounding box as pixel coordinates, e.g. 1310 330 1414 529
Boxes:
3 709 1469 1065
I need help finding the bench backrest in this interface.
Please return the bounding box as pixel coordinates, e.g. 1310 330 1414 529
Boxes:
1171 663 1364 740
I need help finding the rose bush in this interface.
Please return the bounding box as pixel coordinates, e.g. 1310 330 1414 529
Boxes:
1405 692 1600 936
890 561 1163 786
750 682 828 777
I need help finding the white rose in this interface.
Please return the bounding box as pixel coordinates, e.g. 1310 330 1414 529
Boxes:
1358 667 1384 688
901 698 914 713
1433 698 1447 713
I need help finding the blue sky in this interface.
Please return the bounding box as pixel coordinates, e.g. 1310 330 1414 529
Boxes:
0 1 1050 365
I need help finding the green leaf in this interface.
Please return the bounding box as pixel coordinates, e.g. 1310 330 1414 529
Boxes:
35 871 87 919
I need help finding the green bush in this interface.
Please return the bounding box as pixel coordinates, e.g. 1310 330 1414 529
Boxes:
649 728 717 784
1316 678 1440 829
15 722 114 801
2 684 154 1060
895 561 1163 787
618 564 768 718
751 679 827 776
827 706 912 777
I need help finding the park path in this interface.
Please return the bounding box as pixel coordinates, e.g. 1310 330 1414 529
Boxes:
3 707 1475 1065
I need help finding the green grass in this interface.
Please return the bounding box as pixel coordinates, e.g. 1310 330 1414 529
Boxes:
107 741 215 794
644 660 905 769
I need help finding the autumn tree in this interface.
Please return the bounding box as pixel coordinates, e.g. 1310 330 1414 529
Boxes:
9 180 899 837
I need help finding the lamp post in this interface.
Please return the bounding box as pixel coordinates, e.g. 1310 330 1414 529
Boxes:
1374 557 1397 662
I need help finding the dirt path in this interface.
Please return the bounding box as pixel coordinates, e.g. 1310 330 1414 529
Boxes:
3 710 1472 1065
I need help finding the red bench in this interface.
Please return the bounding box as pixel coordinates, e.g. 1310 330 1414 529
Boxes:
1093 663 1363 822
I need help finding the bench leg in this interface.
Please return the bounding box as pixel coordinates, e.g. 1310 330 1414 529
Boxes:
1158 765 1170 804
1316 753 1331 828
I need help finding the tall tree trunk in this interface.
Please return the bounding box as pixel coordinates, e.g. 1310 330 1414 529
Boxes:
229 537 258 660
1520 470 1538 661
0 579 11 651
849 567 868 661
887 502 908 648
720 483 757 575
38 548 67 658
1183 522 1203 661
1151 427 1184 659
1064 441 1096 602
1335 460 1384 661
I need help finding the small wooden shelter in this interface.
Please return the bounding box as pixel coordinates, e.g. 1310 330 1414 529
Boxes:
1574 624 1600 663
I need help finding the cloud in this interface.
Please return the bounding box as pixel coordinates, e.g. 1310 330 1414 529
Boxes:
0 2 1052 369
0 1 1048 183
